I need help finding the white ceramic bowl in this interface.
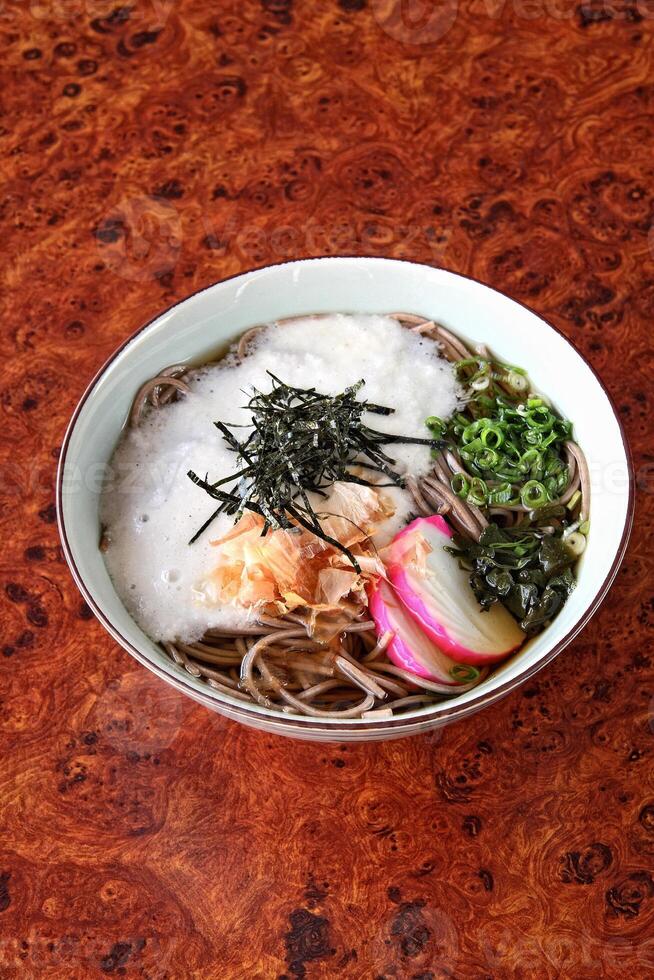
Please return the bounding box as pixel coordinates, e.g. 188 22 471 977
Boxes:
57 258 633 741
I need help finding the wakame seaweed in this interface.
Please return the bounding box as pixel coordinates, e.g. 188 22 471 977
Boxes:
187 372 440 566
446 523 576 634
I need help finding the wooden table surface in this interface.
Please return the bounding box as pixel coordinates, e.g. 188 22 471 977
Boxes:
1 0 653 976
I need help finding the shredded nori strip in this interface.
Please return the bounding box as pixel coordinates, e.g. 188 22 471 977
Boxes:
187 372 440 566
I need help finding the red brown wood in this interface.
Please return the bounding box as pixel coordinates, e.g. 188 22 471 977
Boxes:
1 1 652 976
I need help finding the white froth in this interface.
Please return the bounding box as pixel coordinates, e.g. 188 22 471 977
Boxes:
101 315 461 642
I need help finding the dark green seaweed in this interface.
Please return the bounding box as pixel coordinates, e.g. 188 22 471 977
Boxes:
446 523 576 634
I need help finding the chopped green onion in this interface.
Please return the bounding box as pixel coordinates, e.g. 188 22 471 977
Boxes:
476 448 499 470
504 444 524 468
507 371 528 392
488 483 515 505
480 426 504 449
461 437 484 457
520 480 549 508
451 472 470 498
468 477 488 506
455 358 486 370
462 420 483 443
564 532 586 557
450 664 480 683
566 490 582 512
425 415 444 435
519 449 540 472
544 476 560 498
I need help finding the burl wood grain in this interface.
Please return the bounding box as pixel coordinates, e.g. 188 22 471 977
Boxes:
0 0 652 976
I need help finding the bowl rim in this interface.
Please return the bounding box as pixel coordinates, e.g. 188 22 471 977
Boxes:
56 256 635 733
